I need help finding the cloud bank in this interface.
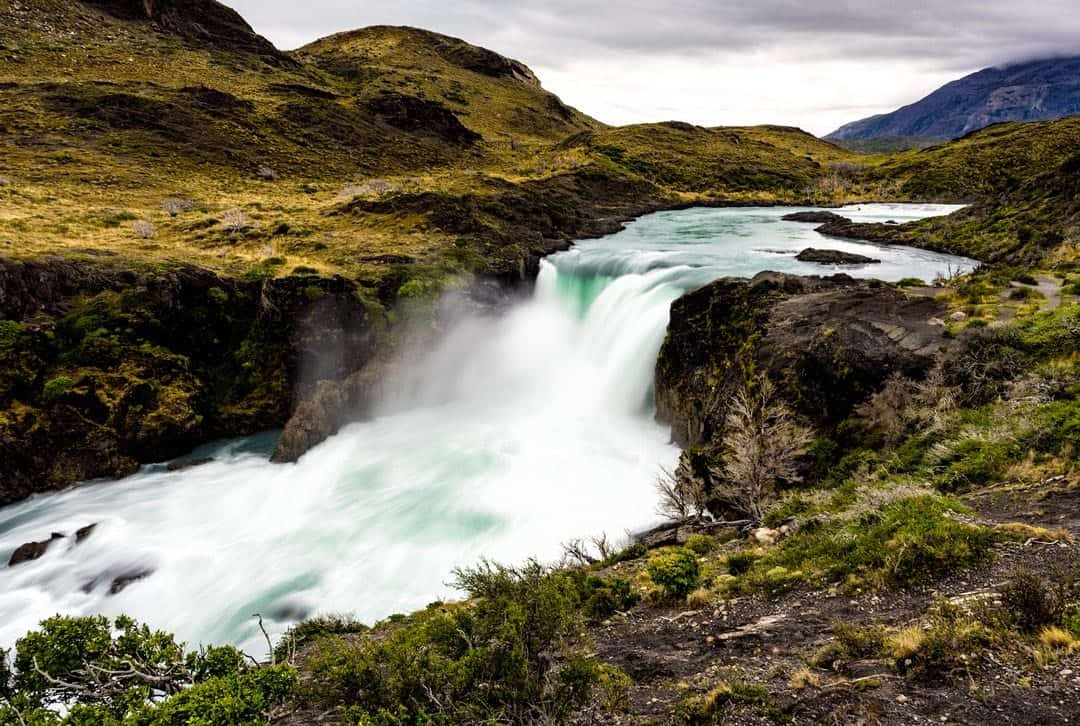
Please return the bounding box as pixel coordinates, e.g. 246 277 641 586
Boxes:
228 0 1080 135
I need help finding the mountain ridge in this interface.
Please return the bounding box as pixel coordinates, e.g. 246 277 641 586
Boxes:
827 55 1080 141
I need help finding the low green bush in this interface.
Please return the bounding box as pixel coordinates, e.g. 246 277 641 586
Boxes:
812 622 887 668
684 534 717 555
600 542 647 567
41 375 75 403
579 575 640 620
647 548 701 599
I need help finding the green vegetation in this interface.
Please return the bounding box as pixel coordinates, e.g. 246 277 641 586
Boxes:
299 560 630 723
737 495 997 592
0 615 297 725
647 547 702 599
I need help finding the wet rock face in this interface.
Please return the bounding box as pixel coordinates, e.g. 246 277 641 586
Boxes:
655 272 949 448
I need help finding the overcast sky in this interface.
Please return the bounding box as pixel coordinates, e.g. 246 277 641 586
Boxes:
228 1 1080 136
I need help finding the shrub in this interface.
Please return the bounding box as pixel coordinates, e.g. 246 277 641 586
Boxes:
1064 612 1080 639
684 533 717 555
160 197 194 216
896 277 926 288
273 614 368 662
725 552 756 576
292 265 318 276
812 622 886 668
673 681 772 723
888 600 1000 681
41 375 75 403
600 542 647 567
305 560 605 723
647 548 701 599
135 663 298 724
1038 626 1077 651
3 614 298 723
220 209 250 233
580 576 640 620
711 376 812 522
1001 571 1063 632
207 287 228 305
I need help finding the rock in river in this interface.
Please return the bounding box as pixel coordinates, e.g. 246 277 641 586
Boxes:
781 211 850 224
796 248 881 265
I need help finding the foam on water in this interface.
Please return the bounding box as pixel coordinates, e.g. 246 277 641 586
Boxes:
0 204 974 653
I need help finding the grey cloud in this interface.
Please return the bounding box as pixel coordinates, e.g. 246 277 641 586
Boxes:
230 0 1079 68
224 0 1080 132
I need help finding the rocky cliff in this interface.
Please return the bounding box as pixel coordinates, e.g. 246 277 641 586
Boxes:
0 258 375 505
655 272 949 448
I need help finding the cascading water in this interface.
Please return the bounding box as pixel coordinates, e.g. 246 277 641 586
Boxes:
0 204 975 654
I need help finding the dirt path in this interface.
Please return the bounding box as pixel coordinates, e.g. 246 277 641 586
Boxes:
1036 275 1064 311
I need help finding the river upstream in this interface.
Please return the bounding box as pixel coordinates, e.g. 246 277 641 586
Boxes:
0 204 973 653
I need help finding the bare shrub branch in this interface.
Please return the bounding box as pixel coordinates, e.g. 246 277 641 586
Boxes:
710 376 812 523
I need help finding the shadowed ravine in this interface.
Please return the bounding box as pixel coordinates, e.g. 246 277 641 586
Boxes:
0 204 974 654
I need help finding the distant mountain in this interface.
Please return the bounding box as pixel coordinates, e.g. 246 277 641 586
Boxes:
827 56 1080 142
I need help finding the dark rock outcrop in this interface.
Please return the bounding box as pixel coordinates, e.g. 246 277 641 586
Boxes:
367 92 481 146
796 248 881 265
0 260 376 505
336 167 667 284
655 272 949 448
82 0 288 62
781 211 849 224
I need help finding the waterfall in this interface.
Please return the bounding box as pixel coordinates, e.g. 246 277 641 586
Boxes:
0 203 975 654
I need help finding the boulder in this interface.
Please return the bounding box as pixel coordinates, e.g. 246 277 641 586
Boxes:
8 532 65 567
796 248 881 265
166 457 214 472
752 527 782 545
